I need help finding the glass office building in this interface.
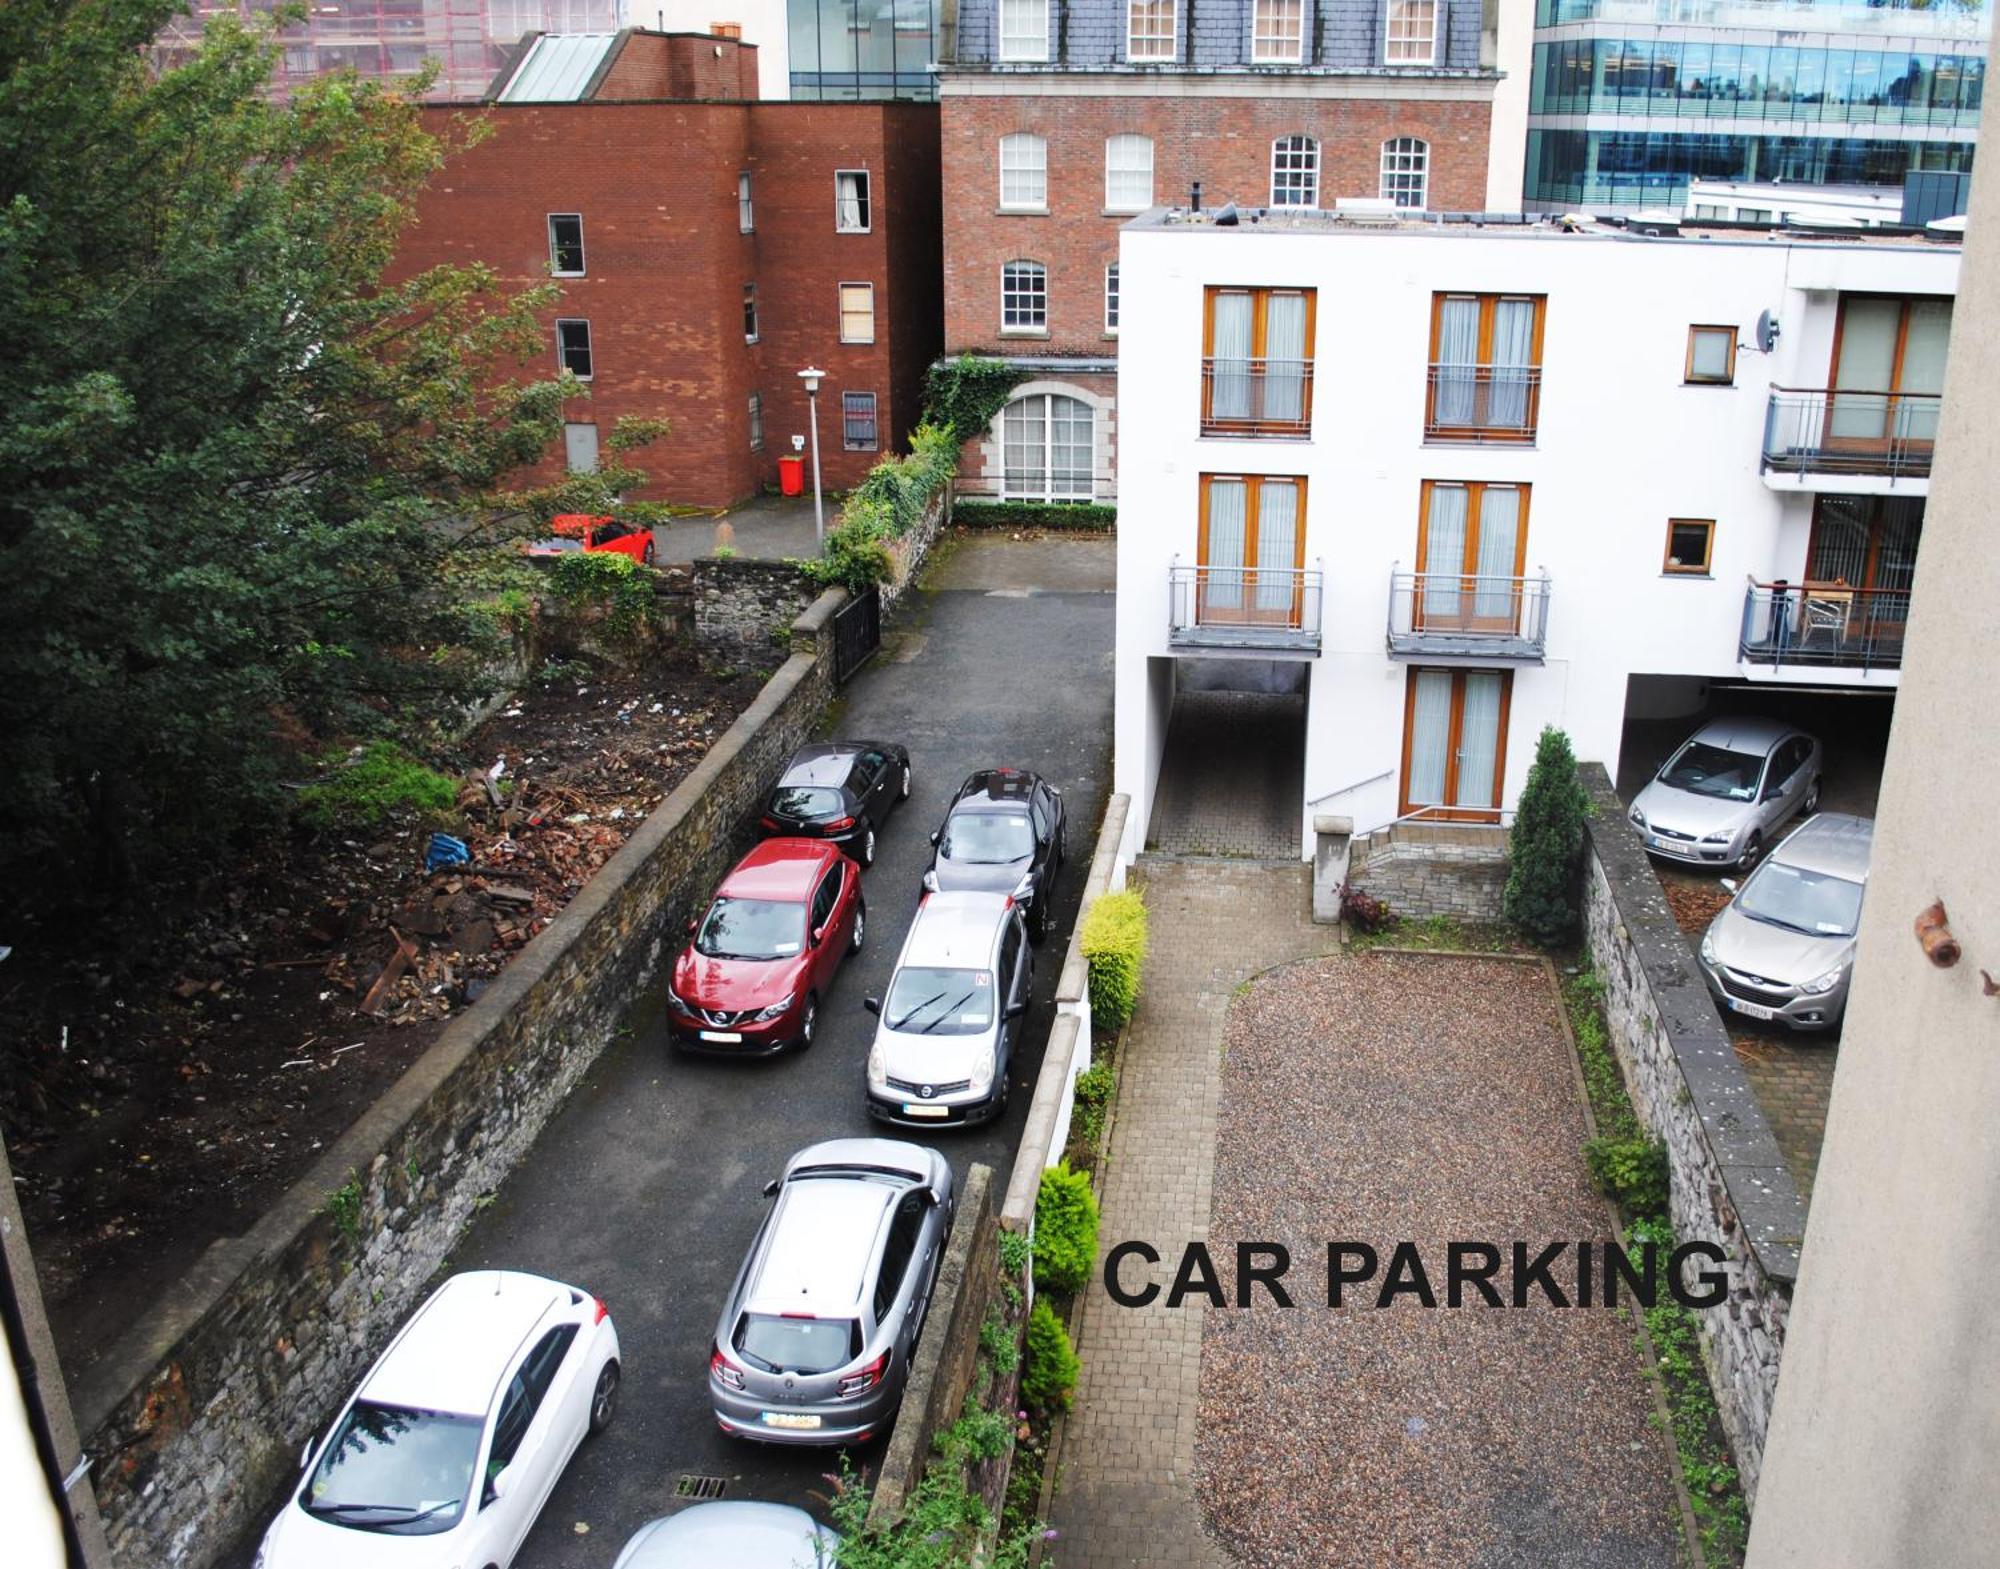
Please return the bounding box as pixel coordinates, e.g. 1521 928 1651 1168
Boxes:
1525 0 1989 209
787 0 943 99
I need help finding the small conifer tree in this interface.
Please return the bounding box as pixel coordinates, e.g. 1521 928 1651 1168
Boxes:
1503 726 1589 945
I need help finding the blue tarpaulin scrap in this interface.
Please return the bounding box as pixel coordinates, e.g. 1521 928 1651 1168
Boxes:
425 832 469 872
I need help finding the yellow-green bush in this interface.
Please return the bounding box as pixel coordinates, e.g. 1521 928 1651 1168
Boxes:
1032 1161 1099 1295
1020 1298 1080 1413
1080 889 1148 1031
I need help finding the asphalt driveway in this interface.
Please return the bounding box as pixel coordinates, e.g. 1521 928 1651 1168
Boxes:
435 535 1112 1564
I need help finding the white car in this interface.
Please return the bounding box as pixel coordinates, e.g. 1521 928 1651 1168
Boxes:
254 1270 620 1569
612 1501 839 1567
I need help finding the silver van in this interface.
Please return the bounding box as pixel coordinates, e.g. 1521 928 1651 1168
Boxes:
862 890 1032 1127
709 1139 954 1446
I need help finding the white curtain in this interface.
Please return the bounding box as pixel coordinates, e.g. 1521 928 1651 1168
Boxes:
1421 484 1469 623
1002 397 1045 499
1263 293 1307 423
1211 294 1254 418
1452 672 1504 809
1204 480 1248 611
1253 482 1298 615
1898 300 1952 442
836 173 864 230
1473 487 1521 621
1830 297 1898 439
1488 299 1535 427
1434 297 1479 425
1407 671 1453 806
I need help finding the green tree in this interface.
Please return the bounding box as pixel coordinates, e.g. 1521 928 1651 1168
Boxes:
1503 725 1590 945
0 2 602 889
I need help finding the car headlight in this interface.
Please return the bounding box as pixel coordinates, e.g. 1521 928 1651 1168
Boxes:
867 1044 886 1084
1801 964 1847 996
921 869 939 893
752 998 791 1022
1629 807 1647 831
1699 929 1717 965
666 982 694 1016
1700 830 1734 845
968 1054 994 1094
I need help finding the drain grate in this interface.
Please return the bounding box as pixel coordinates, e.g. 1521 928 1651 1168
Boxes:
674 1473 729 1501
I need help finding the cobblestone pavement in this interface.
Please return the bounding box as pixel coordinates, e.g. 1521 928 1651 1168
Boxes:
1049 860 1334 1569
1147 691 1305 861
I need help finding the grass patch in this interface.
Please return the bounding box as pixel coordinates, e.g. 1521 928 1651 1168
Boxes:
1351 913 1523 953
297 742 457 831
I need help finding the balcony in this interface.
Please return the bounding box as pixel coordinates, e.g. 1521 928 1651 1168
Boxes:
1386 569 1551 662
1739 579 1906 674
1201 357 1314 438
1168 561 1322 656
1424 364 1542 444
1762 388 1939 482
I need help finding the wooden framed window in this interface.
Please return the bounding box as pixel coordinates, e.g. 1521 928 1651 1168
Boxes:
835 170 872 233
742 282 757 342
1826 294 1951 450
1384 0 1438 64
1252 0 1304 62
1003 394 1094 502
1197 474 1308 629
839 282 875 343
1105 134 1155 213
999 133 1048 211
737 171 753 233
1105 264 1120 334
1270 135 1319 207
1001 260 1048 333
842 391 878 451
1426 293 1546 442
1663 518 1714 575
1128 0 1175 59
555 318 593 380
1413 480 1530 631
1202 286 1316 436
999 0 1049 61
1686 325 1737 384
547 214 585 277
1380 137 1428 210
1400 668 1513 820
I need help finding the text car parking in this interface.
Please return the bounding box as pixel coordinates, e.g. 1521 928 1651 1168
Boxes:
864 891 1032 1128
921 768 1066 943
758 739 911 868
1629 717 1821 870
1698 812 1873 1033
709 1139 954 1447
253 1270 619 1569
668 839 864 1055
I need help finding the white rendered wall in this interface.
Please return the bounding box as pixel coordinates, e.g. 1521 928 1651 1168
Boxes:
647 0 789 97
1113 220 1957 859
1486 0 1534 211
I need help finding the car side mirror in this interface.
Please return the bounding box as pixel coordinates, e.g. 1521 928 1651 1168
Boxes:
762 1177 781 1198
864 996 882 1015
488 1464 515 1501
810 925 826 947
1005 999 1027 1020
1721 878 1739 894
929 831 940 846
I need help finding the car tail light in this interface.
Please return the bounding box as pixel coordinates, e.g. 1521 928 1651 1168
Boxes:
760 815 781 830
592 1296 610 1325
825 816 856 832
837 1350 890 1399
710 1345 747 1391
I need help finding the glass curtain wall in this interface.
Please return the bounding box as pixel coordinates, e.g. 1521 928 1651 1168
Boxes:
789 0 943 99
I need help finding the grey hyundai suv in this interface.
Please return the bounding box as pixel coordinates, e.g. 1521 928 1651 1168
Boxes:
709 1139 954 1446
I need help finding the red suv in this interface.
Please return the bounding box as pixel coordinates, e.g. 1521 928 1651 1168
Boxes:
668 840 865 1054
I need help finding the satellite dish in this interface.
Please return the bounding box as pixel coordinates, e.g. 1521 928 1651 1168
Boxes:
1755 310 1781 352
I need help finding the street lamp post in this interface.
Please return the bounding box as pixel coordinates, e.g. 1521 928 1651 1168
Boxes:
798 367 827 548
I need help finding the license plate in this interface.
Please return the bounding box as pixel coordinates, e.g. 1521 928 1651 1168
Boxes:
699 1030 743 1043
902 1104 950 1119
1729 998 1777 1021
761 1412 822 1430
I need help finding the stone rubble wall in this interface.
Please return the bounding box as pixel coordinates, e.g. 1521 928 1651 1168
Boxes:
690 557 821 670
1579 763 1807 1508
74 591 850 1568
1348 821 1511 922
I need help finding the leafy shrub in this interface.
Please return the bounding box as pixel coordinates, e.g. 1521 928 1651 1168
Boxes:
848 422 957 537
1584 1134 1671 1220
978 1308 1020 1377
1338 881 1393 934
998 1227 1031 1279
1020 1298 1080 1413
921 354 1023 442
937 1395 1012 1464
825 1456 1044 1569
956 500 1117 532
1504 725 1589 945
799 517 895 592
1079 889 1148 1032
297 742 457 831
547 550 655 646
1032 1161 1099 1295
1071 1061 1115 1149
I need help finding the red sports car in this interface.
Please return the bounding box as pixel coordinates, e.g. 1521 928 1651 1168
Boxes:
667 839 865 1055
525 513 655 564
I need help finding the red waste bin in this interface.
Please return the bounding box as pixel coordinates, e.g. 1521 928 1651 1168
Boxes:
777 454 805 496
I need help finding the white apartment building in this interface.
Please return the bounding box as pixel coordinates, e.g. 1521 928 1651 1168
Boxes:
1111 206 1960 864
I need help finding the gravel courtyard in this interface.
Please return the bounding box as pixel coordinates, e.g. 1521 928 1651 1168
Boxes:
1197 951 1686 1568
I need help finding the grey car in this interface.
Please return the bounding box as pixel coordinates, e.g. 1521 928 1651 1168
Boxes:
710 1138 954 1446
1697 813 1872 1033
611 1502 837 1568
1629 717 1822 870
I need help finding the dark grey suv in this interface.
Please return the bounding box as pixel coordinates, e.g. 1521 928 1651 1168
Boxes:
709 1139 954 1446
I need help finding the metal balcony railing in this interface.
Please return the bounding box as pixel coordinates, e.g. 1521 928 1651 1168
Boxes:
1762 388 1941 479
1386 568 1551 661
1200 357 1314 437
1739 579 1908 672
1168 561 1323 654
1424 363 1542 442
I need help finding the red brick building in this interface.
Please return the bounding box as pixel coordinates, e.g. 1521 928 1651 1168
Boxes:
940 0 1501 503
402 30 942 506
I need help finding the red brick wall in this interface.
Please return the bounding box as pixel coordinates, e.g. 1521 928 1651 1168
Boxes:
403 100 941 507
941 94 1492 355
590 31 759 103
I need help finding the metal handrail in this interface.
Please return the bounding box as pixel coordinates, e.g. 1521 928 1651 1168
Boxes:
1738 578 1909 672
1308 769 1395 807
1424 363 1542 441
1170 560 1323 639
1390 802 1516 829
1201 356 1314 436
1387 567 1552 652
1762 386 1940 479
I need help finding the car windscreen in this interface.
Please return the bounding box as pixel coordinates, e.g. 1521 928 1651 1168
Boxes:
736 1314 861 1375
940 810 1035 864
529 536 584 552
769 785 844 820
298 1401 480 1535
883 965 994 1036
1660 742 1764 801
1736 861 1865 939
697 897 807 960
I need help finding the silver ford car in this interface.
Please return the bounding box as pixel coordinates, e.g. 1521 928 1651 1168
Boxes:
1697 813 1872 1033
709 1139 954 1447
1629 717 1822 870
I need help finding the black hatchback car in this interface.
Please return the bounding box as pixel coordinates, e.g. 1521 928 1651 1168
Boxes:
921 769 1066 942
758 740 911 867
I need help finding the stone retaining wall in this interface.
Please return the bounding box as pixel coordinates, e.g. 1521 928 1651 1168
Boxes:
689 557 820 669
1348 821 1511 922
1580 763 1806 1508
75 591 850 1568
